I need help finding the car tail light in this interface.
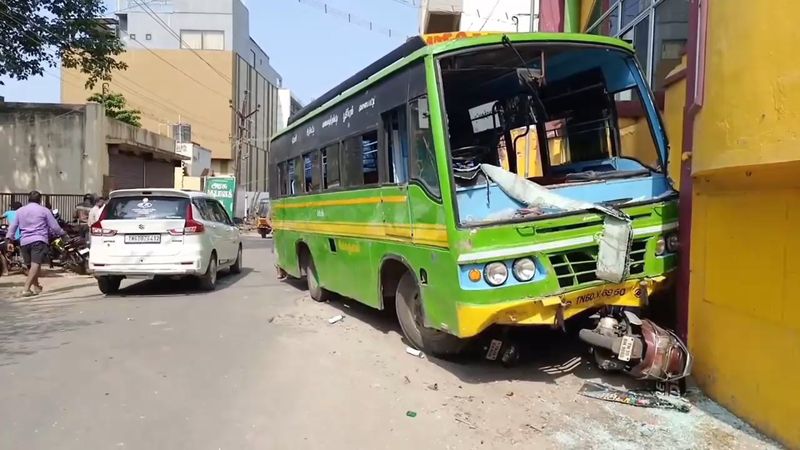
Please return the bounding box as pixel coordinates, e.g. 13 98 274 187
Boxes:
90 205 117 236
169 203 205 236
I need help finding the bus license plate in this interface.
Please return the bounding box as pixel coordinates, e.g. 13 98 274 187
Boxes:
618 336 635 362
125 234 161 244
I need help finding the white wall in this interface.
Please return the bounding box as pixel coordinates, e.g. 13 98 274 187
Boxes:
421 0 538 34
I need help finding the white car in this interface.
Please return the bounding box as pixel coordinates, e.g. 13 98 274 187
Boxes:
89 189 242 294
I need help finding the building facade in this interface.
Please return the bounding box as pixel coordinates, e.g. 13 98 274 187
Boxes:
61 0 290 200
419 0 539 34
540 0 799 447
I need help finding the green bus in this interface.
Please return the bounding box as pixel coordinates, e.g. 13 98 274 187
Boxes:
268 32 678 356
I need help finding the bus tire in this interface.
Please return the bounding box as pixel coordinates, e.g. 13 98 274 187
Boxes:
304 255 331 302
395 271 466 357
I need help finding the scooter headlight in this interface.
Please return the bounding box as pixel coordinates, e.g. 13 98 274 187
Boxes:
484 262 508 286
512 258 536 281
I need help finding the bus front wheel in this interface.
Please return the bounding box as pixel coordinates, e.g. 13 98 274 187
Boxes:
395 272 466 357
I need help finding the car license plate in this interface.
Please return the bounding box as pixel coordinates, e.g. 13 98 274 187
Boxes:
618 336 635 362
124 234 161 244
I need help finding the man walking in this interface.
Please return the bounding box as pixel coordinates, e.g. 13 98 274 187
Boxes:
5 191 66 297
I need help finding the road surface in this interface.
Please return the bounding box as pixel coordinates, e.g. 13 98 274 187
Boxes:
0 236 778 449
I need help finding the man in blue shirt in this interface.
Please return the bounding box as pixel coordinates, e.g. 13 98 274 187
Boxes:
1 201 22 240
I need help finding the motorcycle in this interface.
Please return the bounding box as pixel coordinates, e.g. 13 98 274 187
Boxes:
578 307 692 383
50 212 90 275
0 224 26 276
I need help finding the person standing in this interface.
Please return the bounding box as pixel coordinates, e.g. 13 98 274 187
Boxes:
86 196 105 247
1 201 22 241
5 191 66 297
87 196 105 227
74 193 93 242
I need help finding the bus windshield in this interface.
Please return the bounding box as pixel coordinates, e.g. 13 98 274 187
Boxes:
439 43 672 225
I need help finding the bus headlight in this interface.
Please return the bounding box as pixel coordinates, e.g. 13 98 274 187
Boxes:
484 262 508 286
666 233 680 252
512 258 536 282
655 238 666 256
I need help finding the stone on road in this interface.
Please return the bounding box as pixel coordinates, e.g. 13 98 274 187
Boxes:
0 236 777 449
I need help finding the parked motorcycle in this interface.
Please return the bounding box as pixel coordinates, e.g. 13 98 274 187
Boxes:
579 307 692 382
0 224 26 276
50 234 89 275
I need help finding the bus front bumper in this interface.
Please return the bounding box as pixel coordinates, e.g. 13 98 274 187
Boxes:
455 276 670 338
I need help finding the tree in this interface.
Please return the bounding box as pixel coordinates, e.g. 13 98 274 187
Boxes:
88 91 142 127
0 0 127 88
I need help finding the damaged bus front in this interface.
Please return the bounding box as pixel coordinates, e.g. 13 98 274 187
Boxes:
438 35 678 341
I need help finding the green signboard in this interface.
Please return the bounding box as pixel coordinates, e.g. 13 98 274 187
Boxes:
205 177 236 219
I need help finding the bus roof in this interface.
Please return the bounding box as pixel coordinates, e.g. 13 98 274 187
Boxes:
275 32 633 141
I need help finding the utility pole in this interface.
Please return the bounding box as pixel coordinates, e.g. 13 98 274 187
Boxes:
230 91 260 217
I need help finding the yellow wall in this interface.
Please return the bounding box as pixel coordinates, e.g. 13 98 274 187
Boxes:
689 1 800 447
62 49 234 160
663 64 686 187
579 0 596 31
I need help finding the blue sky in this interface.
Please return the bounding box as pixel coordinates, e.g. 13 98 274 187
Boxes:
0 0 419 105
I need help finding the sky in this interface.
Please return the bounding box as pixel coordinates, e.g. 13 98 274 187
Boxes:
0 0 420 105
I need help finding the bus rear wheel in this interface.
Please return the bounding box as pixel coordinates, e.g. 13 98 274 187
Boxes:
303 255 331 302
395 272 466 357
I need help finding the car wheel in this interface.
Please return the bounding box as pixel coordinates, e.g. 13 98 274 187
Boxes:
303 255 330 302
259 229 267 239
395 271 467 357
198 253 218 291
97 276 122 295
230 245 242 274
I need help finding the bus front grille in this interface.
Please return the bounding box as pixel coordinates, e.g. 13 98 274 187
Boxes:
548 240 648 289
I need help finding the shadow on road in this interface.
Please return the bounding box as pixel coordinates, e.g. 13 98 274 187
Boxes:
277 276 651 390
107 267 255 298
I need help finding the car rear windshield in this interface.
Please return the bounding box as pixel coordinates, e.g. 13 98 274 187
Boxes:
105 196 189 220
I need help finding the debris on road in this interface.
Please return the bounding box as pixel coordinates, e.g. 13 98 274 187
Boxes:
405 347 424 358
328 315 344 324
454 413 477 429
505 391 514 397
403 376 411 384
427 383 439 391
405 410 417 418
578 381 691 412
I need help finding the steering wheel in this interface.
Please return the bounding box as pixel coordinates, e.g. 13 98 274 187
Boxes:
451 145 491 164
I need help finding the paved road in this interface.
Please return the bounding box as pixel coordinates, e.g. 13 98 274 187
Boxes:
0 236 778 450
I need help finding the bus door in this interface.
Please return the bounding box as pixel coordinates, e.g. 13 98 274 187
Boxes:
406 95 446 247
380 105 413 240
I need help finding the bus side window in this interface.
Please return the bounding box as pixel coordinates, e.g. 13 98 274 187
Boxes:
409 96 440 198
287 159 296 195
322 143 341 189
303 150 322 193
277 162 288 196
381 106 409 184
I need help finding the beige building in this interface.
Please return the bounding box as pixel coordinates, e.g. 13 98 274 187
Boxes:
61 0 291 197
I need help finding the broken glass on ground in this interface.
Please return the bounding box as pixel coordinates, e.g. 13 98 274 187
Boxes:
578 381 691 413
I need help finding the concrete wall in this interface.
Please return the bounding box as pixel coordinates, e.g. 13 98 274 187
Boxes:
0 103 105 195
687 1 800 447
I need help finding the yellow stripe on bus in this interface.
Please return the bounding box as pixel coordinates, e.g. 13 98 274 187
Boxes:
273 196 407 209
272 220 449 248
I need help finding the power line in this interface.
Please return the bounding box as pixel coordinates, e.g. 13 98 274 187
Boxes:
296 0 413 40
120 30 231 100
0 9 228 141
133 0 232 84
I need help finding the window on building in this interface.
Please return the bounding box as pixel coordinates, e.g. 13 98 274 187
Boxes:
585 0 689 88
321 143 341 189
180 30 224 50
129 33 137 40
409 96 440 198
145 33 152 41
